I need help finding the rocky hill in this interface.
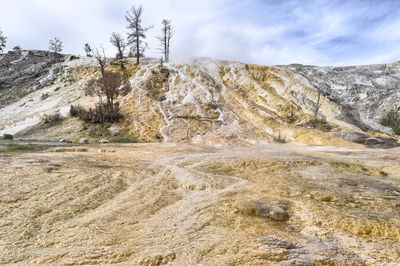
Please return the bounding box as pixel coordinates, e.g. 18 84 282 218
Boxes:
283 63 400 134
0 50 399 146
0 50 66 108
1 51 400 265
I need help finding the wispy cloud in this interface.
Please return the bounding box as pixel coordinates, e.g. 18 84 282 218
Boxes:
1 0 400 65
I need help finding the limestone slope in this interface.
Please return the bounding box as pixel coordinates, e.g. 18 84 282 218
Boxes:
0 51 398 145
283 63 400 134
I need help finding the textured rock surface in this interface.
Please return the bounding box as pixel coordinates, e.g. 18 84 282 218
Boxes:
0 52 398 146
0 143 399 264
282 63 400 135
0 50 66 108
1 52 400 264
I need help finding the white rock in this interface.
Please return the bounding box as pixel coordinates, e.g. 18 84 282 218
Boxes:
79 138 89 144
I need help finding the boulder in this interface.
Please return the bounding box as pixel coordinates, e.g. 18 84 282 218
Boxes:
109 125 119 136
79 138 89 144
99 139 109 143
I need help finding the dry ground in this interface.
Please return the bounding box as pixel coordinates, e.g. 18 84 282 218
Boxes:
1 143 400 265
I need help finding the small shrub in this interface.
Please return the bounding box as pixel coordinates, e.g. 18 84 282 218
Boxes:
70 102 123 124
301 119 333 132
41 92 50 100
13 46 22 53
273 131 287 143
208 100 220 110
113 137 137 143
2 134 13 140
70 104 86 117
284 107 299 124
381 109 400 135
42 112 63 124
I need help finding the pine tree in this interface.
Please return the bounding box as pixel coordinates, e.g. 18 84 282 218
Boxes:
125 5 152 64
84 43 93 57
49 37 63 55
0 28 7 53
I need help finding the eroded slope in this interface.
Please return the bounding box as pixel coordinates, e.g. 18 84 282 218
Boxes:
0 55 374 146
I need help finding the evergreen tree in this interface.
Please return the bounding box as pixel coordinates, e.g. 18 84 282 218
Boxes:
125 5 152 64
0 28 7 53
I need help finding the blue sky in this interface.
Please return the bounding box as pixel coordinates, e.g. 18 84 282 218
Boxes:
1 0 400 66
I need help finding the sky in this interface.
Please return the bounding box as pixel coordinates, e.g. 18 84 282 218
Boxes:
1 0 400 66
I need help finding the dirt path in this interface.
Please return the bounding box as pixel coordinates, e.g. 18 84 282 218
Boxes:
0 143 399 265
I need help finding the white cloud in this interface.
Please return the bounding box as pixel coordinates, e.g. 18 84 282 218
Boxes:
1 0 400 66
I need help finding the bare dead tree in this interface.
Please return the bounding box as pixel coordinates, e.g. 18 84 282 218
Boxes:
314 88 322 121
125 5 152 64
85 76 105 123
89 46 107 122
0 28 6 53
157 19 174 62
102 71 132 111
93 46 107 78
49 37 63 57
314 83 330 121
85 71 132 122
110 32 126 59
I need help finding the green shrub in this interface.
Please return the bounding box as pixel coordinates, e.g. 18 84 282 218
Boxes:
1 144 48 153
2 134 13 140
113 137 137 143
381 109 400 135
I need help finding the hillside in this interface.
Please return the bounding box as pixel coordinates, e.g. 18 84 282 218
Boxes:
1 51 400 264
1 50 399 146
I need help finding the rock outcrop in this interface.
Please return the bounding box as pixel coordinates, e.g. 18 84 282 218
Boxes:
0 51 399 145
282 63 400 134
0 50 66 108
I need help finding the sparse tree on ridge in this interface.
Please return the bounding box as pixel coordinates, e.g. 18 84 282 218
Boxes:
157 19 173 62
13 45 22 54
0 29 7 53
84 43 93 57
110 32 126 59
48 37 63 55
125 5 152 64
93 46 107 78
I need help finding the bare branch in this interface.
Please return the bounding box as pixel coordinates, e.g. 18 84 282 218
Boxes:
93 46 107 78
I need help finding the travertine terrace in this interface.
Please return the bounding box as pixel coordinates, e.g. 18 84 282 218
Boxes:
1 51 400 265
0 143 400 264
